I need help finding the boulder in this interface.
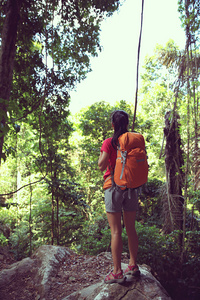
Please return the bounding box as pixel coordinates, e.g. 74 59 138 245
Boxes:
0 246 172 300
0 245 72 300
63 263 172 300
0 257 35 289
32 245 72 298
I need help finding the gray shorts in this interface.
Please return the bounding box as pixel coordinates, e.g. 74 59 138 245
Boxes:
104 186 138 213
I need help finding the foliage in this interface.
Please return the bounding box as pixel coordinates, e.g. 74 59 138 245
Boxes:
0 233 8 246
138 178 164 227
138 41 182 180
178 0 200 45
0 0 121 161
72 212 110 255
136 224 200 300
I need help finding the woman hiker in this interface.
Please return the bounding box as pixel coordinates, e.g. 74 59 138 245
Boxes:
98 110 140 284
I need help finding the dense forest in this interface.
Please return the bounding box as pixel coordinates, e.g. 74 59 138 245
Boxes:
0 0 200 299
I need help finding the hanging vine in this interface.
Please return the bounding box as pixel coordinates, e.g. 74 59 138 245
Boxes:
131 0 144 131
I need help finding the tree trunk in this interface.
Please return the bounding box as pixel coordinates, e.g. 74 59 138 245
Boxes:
56 194 59 245
51 190 55 245
163 111 184 245
51 163 55 245
29 172 33 256
0 0 22 163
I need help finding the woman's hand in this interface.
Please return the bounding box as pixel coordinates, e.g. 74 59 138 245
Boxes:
98 151 109 172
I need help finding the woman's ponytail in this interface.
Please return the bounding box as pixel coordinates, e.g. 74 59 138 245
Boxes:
111 110 129 148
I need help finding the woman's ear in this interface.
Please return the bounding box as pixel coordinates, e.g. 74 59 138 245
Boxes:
112 123 114 129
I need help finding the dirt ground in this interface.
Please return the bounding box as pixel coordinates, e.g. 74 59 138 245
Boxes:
0 246 129 300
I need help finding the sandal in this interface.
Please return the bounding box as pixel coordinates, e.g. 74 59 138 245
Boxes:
124 265 140 276
104 270 125 284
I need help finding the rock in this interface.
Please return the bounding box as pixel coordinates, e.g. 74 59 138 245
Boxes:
0 245 72 300
62 263 172 300
0 246 172 300
0 257 35 288
32 245 72 299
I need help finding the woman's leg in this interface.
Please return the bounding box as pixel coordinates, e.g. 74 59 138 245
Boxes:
106 212 123 274
123 210 138 267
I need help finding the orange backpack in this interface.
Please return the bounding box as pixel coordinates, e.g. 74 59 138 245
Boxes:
103 132 148 190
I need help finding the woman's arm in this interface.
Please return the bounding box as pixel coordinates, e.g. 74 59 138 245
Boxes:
98 151 109 172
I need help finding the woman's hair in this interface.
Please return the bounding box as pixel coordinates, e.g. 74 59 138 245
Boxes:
111 110 129 148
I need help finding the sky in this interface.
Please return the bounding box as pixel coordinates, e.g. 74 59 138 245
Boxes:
69 0 186 115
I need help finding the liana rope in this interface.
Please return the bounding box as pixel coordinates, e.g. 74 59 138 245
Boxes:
132 0 144 131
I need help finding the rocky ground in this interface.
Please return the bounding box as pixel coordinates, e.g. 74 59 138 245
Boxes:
0 246 130 300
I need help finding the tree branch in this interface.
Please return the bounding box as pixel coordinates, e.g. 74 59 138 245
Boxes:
0 176 46 197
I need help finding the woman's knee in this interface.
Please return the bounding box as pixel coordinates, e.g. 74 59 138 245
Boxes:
111 228 122 237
